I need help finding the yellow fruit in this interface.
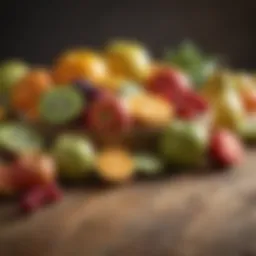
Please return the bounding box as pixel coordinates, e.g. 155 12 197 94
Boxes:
212 87 245 131
96 147 135 183
105 40 152 82
127 93 174 127
52 49 107 84
201 71 246 131
98 75 124 93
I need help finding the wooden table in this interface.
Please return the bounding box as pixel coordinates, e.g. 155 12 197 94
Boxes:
1 150 256 256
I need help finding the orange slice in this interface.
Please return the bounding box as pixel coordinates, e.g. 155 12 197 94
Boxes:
127 93 174 127
96 148 135 183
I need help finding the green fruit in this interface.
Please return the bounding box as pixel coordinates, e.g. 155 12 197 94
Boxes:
159 120 209 167
39 86 84 125
0 122 43 154
52 134 95 179
238 116 256 142
0 60 29 108
135 153 163 175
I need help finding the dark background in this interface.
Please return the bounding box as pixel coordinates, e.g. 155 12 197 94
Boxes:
0 0 255 69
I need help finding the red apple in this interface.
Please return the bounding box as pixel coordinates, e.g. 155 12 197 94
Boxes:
209 129 244 167
176 91 209 120
146 67 192 104
10 153 56 191
87 94 132 138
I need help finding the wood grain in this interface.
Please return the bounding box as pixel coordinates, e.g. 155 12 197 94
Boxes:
1 150 256 256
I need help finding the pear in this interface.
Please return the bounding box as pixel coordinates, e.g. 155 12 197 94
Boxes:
212 85 245 131
200 71 232 104
201 71 246 131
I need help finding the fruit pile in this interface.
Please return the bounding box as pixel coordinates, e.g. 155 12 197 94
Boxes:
0 40 255 213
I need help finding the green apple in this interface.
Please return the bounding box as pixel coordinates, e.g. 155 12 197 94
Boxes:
52 134 95 179
0 59 29 108
159 120 209 167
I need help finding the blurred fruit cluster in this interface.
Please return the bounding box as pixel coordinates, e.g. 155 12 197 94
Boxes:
0 39 255 214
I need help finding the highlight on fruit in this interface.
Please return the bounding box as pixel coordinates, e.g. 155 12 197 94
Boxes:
0 39 255 214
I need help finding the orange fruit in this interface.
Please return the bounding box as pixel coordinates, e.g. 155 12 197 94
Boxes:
242 90 256 112
11 68 52 119
127 93 174 127
96 148 135 183
52 50 107 84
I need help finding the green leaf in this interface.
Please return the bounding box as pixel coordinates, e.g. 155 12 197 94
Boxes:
164 41 219 87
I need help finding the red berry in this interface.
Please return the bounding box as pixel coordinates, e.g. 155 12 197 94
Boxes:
20 183 63 213
209 129 244 167
44 183 63 203
20 186 47 213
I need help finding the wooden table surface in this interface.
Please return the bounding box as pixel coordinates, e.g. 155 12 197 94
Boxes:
1 150 256 256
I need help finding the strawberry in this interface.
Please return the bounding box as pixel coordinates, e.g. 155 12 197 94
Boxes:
20 183 63 213
209 129 244 167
